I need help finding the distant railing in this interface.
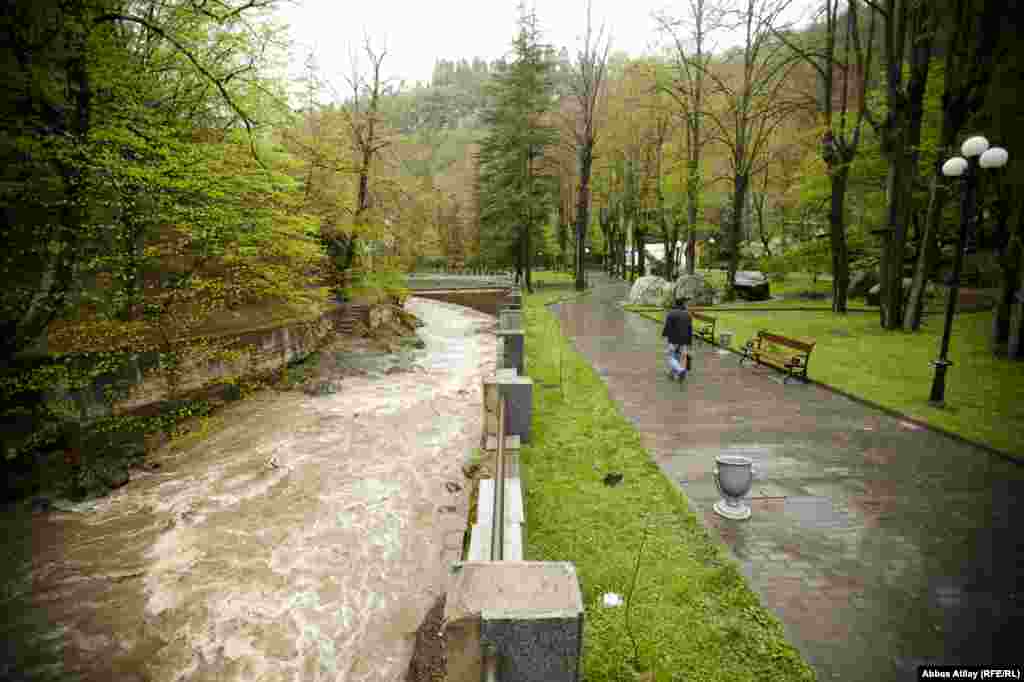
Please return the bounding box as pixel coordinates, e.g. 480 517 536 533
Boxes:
484 397 507 682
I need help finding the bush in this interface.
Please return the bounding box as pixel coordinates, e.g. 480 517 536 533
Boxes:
758 254 791 281
416 255 447 271
346 268 410 304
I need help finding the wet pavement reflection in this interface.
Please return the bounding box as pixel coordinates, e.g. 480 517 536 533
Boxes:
555 273 1024 681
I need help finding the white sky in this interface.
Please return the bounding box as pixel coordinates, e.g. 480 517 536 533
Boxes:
276 0 673 90
274 0 813 98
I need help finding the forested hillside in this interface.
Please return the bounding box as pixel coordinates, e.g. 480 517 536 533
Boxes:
2 0 1023 499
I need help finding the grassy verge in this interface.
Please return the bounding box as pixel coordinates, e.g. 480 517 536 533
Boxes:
630 307 1024 457
531 269 578 286
624 300 872 313
521 289 815 681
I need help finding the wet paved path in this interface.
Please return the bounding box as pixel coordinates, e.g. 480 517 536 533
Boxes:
554 274 1024 681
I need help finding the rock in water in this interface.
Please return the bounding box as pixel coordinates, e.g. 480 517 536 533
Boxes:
303 379 341 396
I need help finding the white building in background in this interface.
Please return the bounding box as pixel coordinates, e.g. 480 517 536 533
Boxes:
624 241 687 276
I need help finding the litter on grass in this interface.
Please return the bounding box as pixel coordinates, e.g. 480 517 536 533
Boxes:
602 593 623 607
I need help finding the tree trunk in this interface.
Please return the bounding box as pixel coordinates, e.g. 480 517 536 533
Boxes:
686 162 699 275
830 165 851 313
575 141 593 291
725 173 749 302
1008 240 1024 360
758 202 773 258
993 251 1019 354
879 11 933 329
993 211 1022 353
880 138 914 329
619 230 627 281
663 212 677 282
637 229 646 277
905 162 952 331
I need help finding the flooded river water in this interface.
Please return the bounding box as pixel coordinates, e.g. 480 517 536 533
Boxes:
1 297 496 682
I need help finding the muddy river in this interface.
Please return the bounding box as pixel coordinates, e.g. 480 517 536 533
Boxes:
0 297 496 682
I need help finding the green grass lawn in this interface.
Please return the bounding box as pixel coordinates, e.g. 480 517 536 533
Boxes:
521 289 815 681
691 269 832 297
530 269 578 286
632 306 1024 457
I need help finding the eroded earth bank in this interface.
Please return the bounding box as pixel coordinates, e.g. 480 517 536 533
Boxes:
1 297 496 682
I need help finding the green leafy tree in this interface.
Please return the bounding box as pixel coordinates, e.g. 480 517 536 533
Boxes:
477 3 560 292
0 0 291 367
773 0 879 313
568 0 611 290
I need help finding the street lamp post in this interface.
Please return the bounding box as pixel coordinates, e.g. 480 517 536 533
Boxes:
929 136 1009 407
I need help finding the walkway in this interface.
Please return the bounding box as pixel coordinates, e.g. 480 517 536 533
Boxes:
553 273 1024 681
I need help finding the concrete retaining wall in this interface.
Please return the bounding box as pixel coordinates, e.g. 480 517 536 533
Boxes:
413 289 513 316
30 303 397 425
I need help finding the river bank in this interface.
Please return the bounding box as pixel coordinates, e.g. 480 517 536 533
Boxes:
0 297 495 682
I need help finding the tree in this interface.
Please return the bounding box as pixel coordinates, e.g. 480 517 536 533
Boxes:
862 0 939 329
0 0 288 368
774 0 879 312
657 0 723 275
568 0 611 290
637 60 685 280
477 3 559 293
334 40 392 289
701 0 813 300
902 0 1007 331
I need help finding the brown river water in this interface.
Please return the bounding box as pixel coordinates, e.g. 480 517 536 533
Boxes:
1 298 496 682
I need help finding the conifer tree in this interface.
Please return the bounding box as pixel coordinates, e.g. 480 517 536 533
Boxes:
476 3 559 293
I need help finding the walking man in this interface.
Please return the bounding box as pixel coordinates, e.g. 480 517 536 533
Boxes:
662 297 693 381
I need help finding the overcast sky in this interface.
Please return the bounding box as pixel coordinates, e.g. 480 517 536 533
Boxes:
274 0 817 99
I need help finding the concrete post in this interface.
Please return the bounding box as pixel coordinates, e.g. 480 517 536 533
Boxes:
444 561 584 682
499 309 523 331
497 330 524 375
501 371 531 444
482 372 532 445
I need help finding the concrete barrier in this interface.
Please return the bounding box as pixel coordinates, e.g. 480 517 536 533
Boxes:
499 309 523 331
444 306 582 682
444 562 584 682
497 330 524 375
469 476 524 562
482 372 531 445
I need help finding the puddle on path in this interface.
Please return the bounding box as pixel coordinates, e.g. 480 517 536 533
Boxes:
0 297 496 682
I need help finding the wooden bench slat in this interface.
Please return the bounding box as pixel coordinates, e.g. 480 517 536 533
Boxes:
758 332 815 353
740 330 816 383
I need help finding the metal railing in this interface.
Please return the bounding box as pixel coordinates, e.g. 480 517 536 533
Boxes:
490 397 506 562
484 397 508 681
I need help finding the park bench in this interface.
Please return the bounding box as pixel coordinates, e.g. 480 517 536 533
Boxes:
739 330 816 384
690 311 717 346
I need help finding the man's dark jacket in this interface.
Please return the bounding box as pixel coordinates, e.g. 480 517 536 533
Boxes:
662 306 693 346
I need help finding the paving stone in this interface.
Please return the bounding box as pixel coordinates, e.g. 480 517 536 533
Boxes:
554 273 1024 682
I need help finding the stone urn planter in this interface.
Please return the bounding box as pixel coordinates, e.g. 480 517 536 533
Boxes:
713 455 753 520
